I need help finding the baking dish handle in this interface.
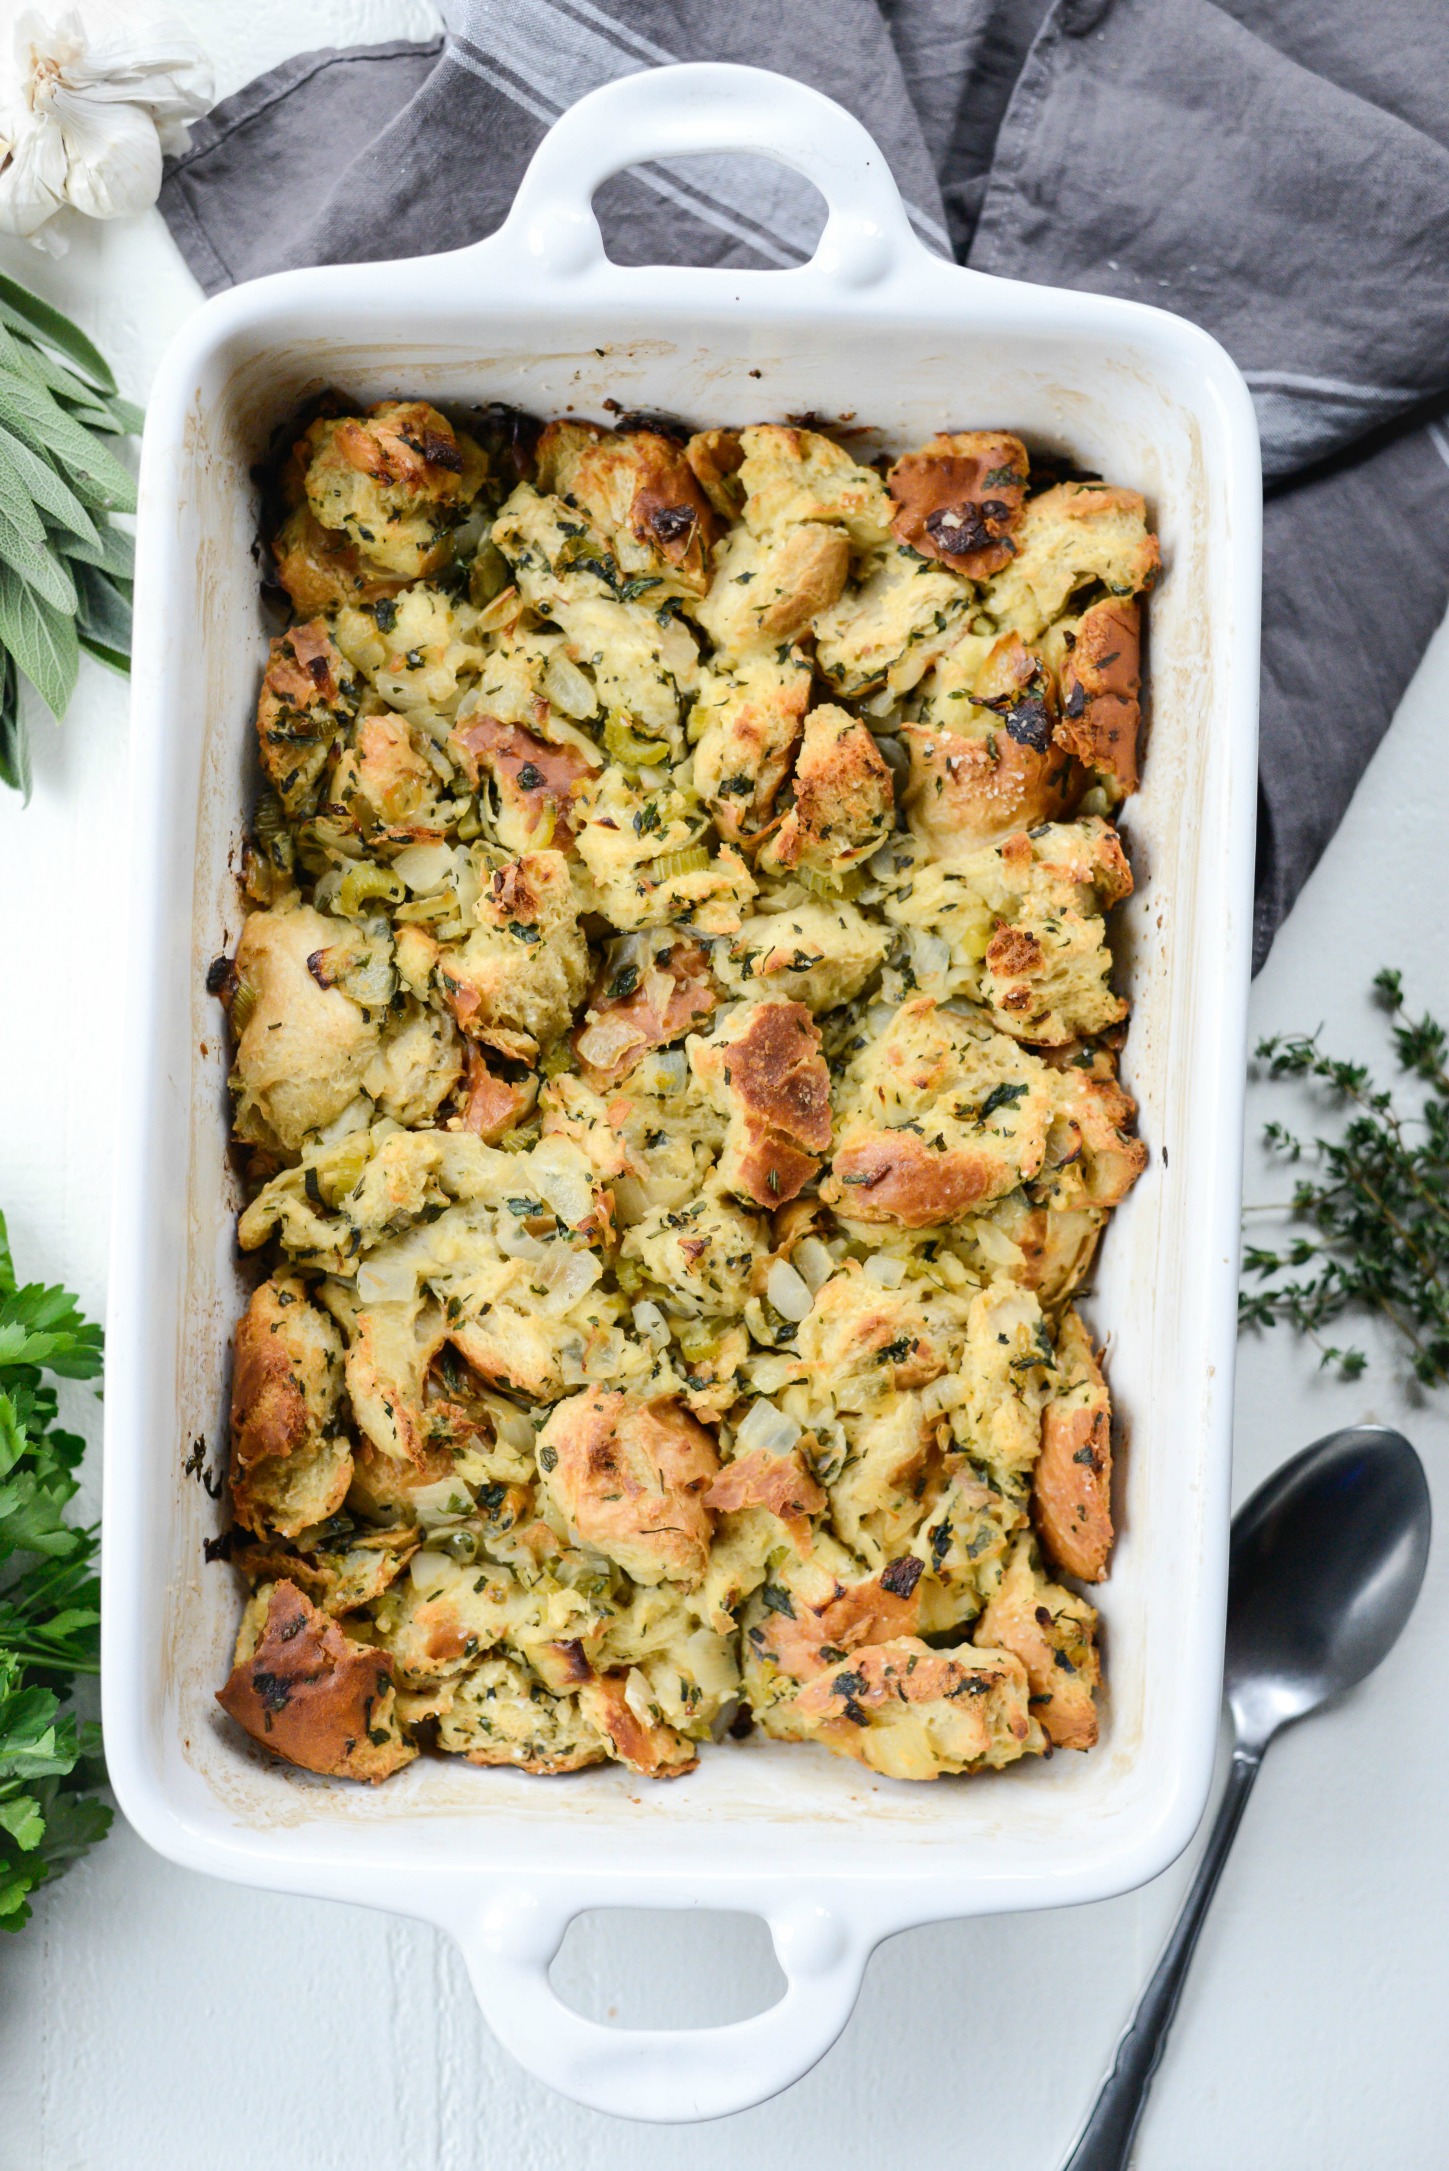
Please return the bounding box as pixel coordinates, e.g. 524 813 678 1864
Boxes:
487 61 926 290
455 1884 871 2122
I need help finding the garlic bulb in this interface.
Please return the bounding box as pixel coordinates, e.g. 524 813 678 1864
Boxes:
0 5 211 253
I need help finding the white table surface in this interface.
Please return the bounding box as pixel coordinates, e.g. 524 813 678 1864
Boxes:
1 5 1446 2162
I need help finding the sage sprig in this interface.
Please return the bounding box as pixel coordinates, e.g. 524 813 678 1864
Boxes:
0 270 139 799
1240 970 1449 1389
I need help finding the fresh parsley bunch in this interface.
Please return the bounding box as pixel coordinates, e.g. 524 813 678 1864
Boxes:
0 1210 111 1932
0 269 140 798
1240 970 1449 1389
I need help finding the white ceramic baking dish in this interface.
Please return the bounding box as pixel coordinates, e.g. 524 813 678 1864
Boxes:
104 61 1261 2124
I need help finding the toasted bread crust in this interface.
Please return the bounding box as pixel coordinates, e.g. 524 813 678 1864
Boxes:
768 706 894 874
706 1446 827 1548
826 1131 1016 1226
754 1571 922 1685
217 1580 416 1781
230 1274 351 1539
1033 1308 1114 1581
725 1001 833 1151
579 1673 699 1778
451 712 598 844
976 1542 1101 1749
255 620 360 816
573 936 716 1084
538 1387 720 1587
536 420 719 593
693 1000 833 1207
456 1044 536 1140
1056 597 1143 793
685 426 745 518
788 1636 1038 1778
888 432 1029 577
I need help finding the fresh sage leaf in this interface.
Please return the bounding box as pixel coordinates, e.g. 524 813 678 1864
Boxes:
0 324 104 416
98 394 145 437
0 505 77 615
0 271 138 790
74 562 131 652
0 273 116 393
0 560 79 719
76 633 129 675
51 514 130 579
0 435 47 548
0 371 136 515
0 651 27 799
0 425 100 548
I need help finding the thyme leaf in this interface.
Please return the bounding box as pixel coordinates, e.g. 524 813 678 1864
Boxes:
1239 970 1449 1388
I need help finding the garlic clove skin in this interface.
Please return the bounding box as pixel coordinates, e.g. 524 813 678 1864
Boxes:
0 5 212 250
58 17 213 140
46 82 162 222
0 104 69 240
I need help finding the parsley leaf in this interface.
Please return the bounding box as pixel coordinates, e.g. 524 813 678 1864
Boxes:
0 1209 111 1932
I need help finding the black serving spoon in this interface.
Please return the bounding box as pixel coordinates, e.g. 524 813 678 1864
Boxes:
1061 1425 1431 2171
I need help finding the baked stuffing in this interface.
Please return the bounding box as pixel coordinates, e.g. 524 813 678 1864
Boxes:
212 401 1158 1786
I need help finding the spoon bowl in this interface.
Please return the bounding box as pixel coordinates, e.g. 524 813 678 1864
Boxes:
1226 1425 1432 1751
1063 1423 1431 2171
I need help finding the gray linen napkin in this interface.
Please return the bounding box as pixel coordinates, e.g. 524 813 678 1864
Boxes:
160 0 1449 971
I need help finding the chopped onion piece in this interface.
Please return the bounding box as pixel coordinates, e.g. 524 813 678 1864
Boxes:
641 966 674 1016
767 1258 814 1322
735 1399 802 1457
410 1477 475 1526
623 1667 654 1724
632 1298 671 1349
711 1699 743 1742
793 1237 835 1294
392 841 456 894
487 1404 536 1452
611 1174 649 1226
314 1096 374 1147
356 1252 420 1305
537 1250 601 1311
972 1220 1027 1267
863 1254 907 1289
543 649 600 718
909 930 952 978
644 1048 687 1093
409 1547 455 1591
495 1220 547 1261
451 859 481 923
748 1354 802 1395
530 1143 597 1230
476 584 521 636
576 1012 643 1068
659 617 699 676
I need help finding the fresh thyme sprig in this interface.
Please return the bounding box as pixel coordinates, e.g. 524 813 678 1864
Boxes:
1239 970 1449 1387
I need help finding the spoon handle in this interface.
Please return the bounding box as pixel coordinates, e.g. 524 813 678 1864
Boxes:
1060 1746 1263 2171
